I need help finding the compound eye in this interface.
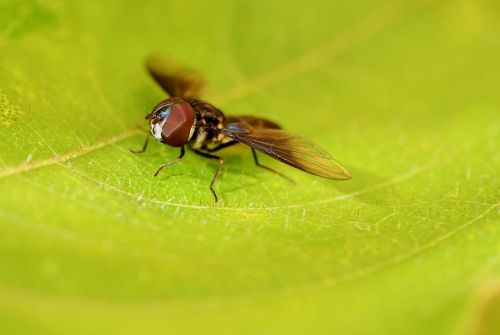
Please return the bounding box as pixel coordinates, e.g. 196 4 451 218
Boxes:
156 107 170 120
161 100 195 147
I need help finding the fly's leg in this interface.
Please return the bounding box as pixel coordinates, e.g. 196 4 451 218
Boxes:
251 148 294 184
130 134 150 154
204 141 238 153
153 146 185 177
192 149 224 203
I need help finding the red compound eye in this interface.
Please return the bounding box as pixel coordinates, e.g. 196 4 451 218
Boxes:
161 99 195 147
148 98 196 147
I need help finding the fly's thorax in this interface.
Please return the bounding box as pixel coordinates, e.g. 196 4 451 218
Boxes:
187 101 227 149
189 127 206 149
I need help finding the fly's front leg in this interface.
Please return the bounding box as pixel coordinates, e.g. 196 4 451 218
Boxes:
153 146 185 177
251 148 294 184
192 149 224 203
130 133 150 154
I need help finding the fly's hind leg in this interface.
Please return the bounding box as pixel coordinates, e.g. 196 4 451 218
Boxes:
251 148 294 184
204 141 238 153
192 149 224 203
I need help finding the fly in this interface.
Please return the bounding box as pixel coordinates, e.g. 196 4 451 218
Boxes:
132 55 352 202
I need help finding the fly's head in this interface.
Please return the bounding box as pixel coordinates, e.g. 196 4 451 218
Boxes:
146 97 196 147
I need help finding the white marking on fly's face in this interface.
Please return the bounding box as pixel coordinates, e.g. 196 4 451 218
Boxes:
151 118 167 141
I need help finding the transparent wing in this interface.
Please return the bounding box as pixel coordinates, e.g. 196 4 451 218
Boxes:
146 54 206 98
222 123 352 180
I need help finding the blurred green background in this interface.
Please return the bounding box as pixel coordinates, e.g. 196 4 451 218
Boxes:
0 0 499 334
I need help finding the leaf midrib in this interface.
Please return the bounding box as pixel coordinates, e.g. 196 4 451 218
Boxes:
0 202 497 311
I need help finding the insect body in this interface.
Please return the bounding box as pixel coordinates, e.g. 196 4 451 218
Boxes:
133 55 351 202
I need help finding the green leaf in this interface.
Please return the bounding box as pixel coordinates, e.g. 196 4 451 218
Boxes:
0 0 499 334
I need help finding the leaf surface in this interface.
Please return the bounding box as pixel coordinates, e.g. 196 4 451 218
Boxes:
0 0 499 334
